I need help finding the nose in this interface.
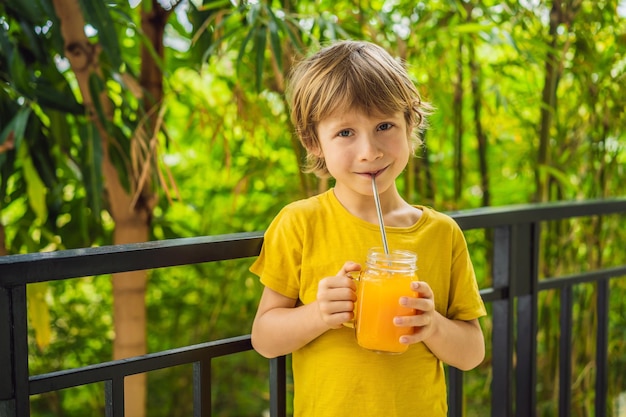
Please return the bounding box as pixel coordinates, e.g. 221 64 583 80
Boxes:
357 134 383 161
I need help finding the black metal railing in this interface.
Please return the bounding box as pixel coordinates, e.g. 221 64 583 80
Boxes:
2 198 626 417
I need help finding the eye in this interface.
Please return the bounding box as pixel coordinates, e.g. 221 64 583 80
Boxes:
337 129 353 137
378 122 394 131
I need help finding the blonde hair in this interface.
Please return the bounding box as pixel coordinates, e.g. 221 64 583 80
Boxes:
286 40 432 178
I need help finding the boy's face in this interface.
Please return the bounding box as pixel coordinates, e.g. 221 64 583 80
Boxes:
316 108 411 201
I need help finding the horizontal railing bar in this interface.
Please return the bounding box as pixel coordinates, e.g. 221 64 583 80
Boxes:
29 335 252 395
450 197 626 230
3 199 626 288
538 265 626 291
476 265 626 304
0 232 264 287
479 287 507 303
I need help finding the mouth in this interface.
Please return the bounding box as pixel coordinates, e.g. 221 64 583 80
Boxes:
357 167 387 178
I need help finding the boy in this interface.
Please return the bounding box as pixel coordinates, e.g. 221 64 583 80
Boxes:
251 40 486 417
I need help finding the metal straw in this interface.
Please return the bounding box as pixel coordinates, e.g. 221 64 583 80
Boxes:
371 175 390 255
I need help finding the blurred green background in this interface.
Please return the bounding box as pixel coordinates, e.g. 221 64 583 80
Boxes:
1 0 625 416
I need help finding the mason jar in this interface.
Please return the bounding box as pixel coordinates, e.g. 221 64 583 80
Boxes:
355 247 418 354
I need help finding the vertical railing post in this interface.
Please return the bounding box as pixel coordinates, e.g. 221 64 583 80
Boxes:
512 222 538 417
558 286 573 417
193 359 212 417
447 367 463 417
269 356 287 417
491 225 514 417
104 377 125 417
0 287 16 417
595 278 609 417
0 285 30 417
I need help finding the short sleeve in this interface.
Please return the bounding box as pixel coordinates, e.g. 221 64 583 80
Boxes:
446 225 487 321
249 206 305 300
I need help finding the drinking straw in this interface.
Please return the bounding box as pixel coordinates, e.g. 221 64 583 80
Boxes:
371 174 390 255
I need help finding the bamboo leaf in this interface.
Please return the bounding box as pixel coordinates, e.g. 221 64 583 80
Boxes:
80 122 104 222
29 123 59 191
200 26 239 63
27 282 51 350
452 22 495 34
246 2 261 26
236 27 256 76
17 19 50 64
77 0 122 70
538 164 575 193
254 26 267 92
1 107 31 151
237 1 264 71
266 6 283 71
197 0 232 12
9 47 33 95
0 19 10 55
2 0 45 25
33 79 84 114
19 143 48 222
88 72 110 134
108 124 132 193
275 15 305 54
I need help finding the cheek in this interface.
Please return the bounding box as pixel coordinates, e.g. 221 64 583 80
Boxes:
396 137 412 156
322 150 351 176
322 153 340 171
388 140 411 169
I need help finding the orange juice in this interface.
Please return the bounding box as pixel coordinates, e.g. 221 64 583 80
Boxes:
354 248 417 354
356 272 414 353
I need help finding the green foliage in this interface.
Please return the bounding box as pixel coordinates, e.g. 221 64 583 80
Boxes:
29 276 113 416
0 0 625 416
145 260 266 416
534 214 626 417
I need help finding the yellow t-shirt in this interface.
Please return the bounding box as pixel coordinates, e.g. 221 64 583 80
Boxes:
250 190 486 417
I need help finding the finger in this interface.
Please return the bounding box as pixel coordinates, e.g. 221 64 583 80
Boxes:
329 286 357 302
399 295 434 312
336 261 361 276
411 281 433 298
328 311 354 328
322 276 357 292
319 302 355 326
318 279 357 303
327 300 356 314
394 312 431 328
400 332 424 345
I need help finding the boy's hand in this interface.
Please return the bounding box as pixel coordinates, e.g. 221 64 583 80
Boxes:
316 261 360 329
394 281 437 344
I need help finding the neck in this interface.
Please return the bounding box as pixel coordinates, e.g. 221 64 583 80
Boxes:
333 184 406 225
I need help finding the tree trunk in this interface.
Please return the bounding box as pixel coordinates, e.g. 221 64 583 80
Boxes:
51 1 155 416
535 2 560 203
453 38 464 204
468 42 490 207
140 1 168 116
535 0 581 203
418 131 435 205
536 0 581 282
0 223 6 256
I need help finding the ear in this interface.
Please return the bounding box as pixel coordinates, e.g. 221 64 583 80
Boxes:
306 138 324 157
310 145 323 158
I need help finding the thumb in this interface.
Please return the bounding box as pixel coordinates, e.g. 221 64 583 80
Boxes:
337 261 361 276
